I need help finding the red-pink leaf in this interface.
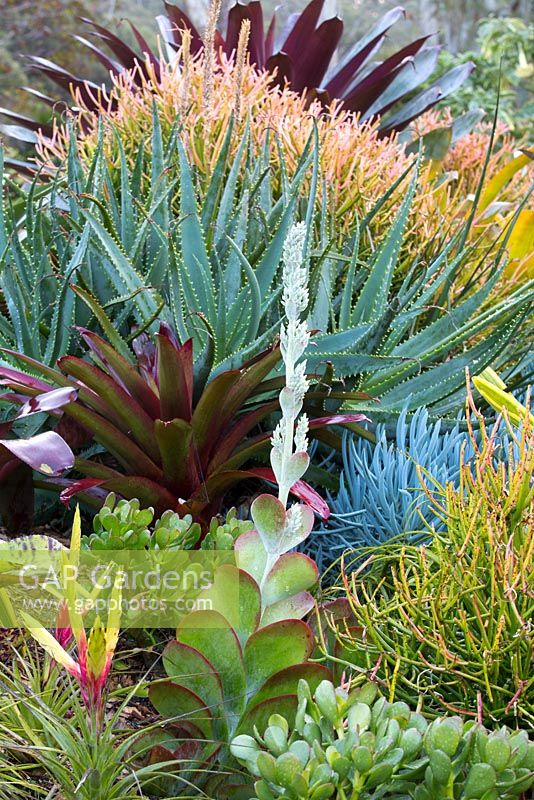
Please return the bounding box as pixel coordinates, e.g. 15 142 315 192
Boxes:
248 467 330 520
60 479 106 506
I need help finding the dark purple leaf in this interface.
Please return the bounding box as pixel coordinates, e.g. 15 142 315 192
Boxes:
164 2 203 51
225 1 265 67
27 57 103 112
0 107 53 137
80 18 145 72
342 58 413 114
60 478 106 506
264 13 276 60
361 45 441 119
265 52 293 87
281 0 325 61
378 85 443 135
325 6 408 96
1 431 74 476
290 17 343 92
72 36 122 75
0 460 34 533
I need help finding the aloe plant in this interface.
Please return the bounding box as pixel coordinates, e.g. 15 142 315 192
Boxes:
0 298 364 521
1 1 473 151
231 678 534 800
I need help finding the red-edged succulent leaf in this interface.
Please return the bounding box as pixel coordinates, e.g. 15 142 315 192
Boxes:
234 530 267 585
243 619 314 694
177 610 246 730
262 553 319 607
148 680 214 740
244 662 331 715
261 591 316 625
162 641 225 716
198 565 261 645
237 694 299 737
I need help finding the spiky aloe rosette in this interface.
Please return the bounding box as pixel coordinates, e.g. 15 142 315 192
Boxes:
142 224 334 794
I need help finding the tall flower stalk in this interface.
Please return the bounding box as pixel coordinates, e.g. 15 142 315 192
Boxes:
249 223 316 595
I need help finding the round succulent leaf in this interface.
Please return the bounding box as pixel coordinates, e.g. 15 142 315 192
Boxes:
251 494 287 554
245 663 331 717
261 591 316 627
177 610 246 734
237 694 299 738
234 530 267 585
162 640 224 725
284 451 310 487
262 553 319 607
244 619 314 695
283 503 315 552
148 680 213 740
230 734 260 768
197 564 261 646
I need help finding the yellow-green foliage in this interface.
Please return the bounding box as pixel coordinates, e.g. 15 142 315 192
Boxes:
36 49 533 290
328 396 533 729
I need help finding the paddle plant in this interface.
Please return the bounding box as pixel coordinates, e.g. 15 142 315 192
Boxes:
142 222 331 793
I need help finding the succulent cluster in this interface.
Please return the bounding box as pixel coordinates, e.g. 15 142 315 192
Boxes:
200 508 253 550
82 493 201 551
231 679 534 800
